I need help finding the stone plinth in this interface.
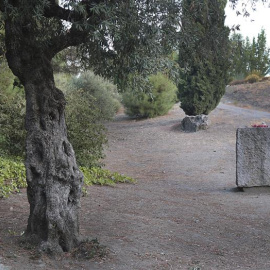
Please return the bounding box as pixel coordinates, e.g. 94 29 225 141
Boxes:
236 128 270 187
181 114 210 132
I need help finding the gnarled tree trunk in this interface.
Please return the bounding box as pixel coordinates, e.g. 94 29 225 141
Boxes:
5 19 83 253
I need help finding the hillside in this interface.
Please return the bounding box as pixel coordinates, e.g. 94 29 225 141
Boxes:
223 80 270 112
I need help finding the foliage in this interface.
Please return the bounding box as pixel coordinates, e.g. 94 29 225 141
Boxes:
54 72 72 92
178 0 230 116
52 47 82 74
245 73 260 83
0 85 26 157
70 71 121 119
0 59 15 91
65 89 108 168
81 166 135 187
229 29 270 79
0 156 135 199
0 157 26 198
122 73 177 118
0 0 182 104
0 69 119 167
229 33 249 80
64 71 121 167
78 1 181 90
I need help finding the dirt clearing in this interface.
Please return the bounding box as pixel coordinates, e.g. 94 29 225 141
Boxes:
1 96 270 269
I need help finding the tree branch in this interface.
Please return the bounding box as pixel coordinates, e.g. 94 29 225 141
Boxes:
44 0 100 23
44 1 84 22
46 26 89 59
44 1 110 58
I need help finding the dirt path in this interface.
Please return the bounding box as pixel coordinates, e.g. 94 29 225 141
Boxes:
1 102 270 269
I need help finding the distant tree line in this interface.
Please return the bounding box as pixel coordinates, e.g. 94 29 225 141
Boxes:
229 29 270 80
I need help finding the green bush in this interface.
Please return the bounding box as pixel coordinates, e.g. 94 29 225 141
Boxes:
70 71 121 119
0 89 26 157
0 71 120 167
65 71 121 167
245 73 260 84
122 73 177 118
0 60 15 93
65 90 108 167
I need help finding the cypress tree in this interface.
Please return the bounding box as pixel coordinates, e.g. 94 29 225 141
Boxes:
178 0 230 116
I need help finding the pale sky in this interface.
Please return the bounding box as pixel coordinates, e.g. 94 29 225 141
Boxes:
225 0 270 44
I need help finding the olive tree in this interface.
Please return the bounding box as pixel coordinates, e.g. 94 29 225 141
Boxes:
0 0 180 253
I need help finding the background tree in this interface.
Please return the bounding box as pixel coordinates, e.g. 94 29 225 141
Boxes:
229 29 270 79
178 0 230 116
0 0 180 253
229 33 248 80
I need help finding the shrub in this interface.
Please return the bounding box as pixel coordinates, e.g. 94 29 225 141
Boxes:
0 60 15 93
0 90 26 157
65 71 121 167
122 73 177 118
0 70 120 167
245 73 260 84
70 71 121 119
65 90 108 167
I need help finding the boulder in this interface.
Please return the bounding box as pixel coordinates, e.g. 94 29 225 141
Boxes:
236 127 270 187
181 114 210 132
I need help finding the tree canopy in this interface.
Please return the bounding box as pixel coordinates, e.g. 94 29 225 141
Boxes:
0 1 181 84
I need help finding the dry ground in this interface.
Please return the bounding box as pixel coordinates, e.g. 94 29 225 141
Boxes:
225 79 270 111
0 83 270 270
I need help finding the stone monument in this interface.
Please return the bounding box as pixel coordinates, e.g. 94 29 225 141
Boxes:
236 127 270 188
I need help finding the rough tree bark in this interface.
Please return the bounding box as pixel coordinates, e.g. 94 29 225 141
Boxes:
5 19 84 252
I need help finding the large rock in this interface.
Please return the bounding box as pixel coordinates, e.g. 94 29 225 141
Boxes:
236 127 270 187
181 114 210 132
